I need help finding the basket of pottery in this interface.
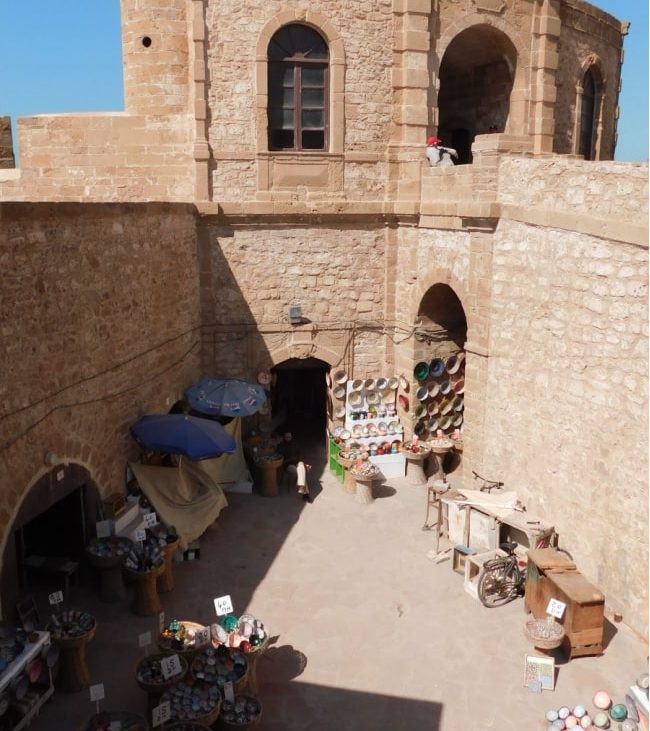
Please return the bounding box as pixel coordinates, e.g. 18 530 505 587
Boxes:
215 695 262 730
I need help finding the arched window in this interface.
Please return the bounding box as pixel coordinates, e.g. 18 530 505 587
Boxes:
267 24 329 151
579 68 600 160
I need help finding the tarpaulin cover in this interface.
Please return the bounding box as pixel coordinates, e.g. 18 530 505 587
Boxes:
129 419 251 549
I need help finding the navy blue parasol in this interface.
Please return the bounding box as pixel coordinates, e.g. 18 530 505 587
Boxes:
185 377 267 417
130 414 236 460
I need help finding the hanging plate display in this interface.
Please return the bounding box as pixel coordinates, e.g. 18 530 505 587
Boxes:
333 385 346 400
414 362 429 381
429 358 446 378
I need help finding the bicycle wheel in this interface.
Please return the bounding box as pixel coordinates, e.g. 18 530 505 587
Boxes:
478 562 520 608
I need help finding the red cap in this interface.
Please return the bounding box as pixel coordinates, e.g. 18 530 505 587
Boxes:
427 136 441 145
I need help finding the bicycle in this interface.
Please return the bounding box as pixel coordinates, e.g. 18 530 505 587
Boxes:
477 541 526 608
471 469 504 494
478 539 574 608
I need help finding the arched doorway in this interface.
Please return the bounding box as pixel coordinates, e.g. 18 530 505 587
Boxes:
438 24 517 163
270 357 330 442
415 284 468 471
1 464 100 622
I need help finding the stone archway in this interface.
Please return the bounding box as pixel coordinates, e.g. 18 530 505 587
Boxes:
438 24 518 163
1 463 101 621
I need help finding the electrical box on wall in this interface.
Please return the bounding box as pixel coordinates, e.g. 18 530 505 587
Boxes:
288 305 302 324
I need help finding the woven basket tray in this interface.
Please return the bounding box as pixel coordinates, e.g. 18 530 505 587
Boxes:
135 652 189 693
524 619 565 650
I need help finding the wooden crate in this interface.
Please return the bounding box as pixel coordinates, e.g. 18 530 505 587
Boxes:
529 567 605 660
524 548 577 616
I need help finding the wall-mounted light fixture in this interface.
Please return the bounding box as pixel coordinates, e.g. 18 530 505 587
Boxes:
44 452 59 467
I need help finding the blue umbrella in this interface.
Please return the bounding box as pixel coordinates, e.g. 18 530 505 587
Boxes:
130 414 236 460
185 377 267 417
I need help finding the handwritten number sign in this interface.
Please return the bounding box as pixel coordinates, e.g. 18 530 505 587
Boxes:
134 528 147 543
160 654 183 680
546 598 566 620
195 628 210 647
152 701 171 727
48 591 64 606
96 520 112 538
213 594 233 616
90 683 105 702
143 512 158 528
224 681 235 704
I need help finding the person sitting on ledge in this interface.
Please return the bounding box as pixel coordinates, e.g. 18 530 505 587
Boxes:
425 136 458 167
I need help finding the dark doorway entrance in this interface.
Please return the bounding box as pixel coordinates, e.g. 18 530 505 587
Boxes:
1 464 99 622
271 357 329 442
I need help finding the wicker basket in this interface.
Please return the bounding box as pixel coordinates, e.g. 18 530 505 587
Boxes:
191 647 248 693
524 618 565 650
157 621 210 655
215 695 262 731
161 680 222 727
136 652 189 693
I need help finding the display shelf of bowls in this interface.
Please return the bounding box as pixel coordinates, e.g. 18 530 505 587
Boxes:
158 621 210 656
0 628 55 731
412 354 465 436
217 694 262 729
190 646 248 692
159 679 222 726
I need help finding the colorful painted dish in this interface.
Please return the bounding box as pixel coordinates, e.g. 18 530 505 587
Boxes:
368 424 378 436
376 378 388 391
351 379 364 392
349 392 363 407
414 362 429 381
387 421 399 434
416 386 429 402
364 378 376 391
387 377 399 391
366 391 380 406
428 383 440 398
351 425 362 438
377 422 387 435
427 402 439 415
414 404 427 419
429 358 446 378
333 370 348 385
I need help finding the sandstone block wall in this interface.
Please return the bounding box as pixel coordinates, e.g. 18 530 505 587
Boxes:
482 217 648 635
198 219 389 378
0 114 194 202
0 203 201 569
554 0 624 157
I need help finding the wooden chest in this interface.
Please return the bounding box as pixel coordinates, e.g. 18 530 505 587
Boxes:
525 548 577 616
526 552 604 660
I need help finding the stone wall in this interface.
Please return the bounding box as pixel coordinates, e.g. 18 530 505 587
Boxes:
198 218 389 377
0 114 194 202
0 117 14 169
481 217 648 635
554 0 625 157
0 203 201 582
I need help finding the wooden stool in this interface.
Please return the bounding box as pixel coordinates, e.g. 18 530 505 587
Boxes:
354 476 376 504
422 480 450 552
338 456 357 495
124 564 165 617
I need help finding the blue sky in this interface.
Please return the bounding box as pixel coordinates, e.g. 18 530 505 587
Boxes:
0 0 647 162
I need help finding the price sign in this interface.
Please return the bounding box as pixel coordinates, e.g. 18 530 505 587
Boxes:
96 520 112 538
48 591 64 606
160 654 183 680
134 528 146 543
143 512 158 528
159 612 165 633
195 627 210 647
546 598 566 619
138 631 152 648
89 683 105 702
213 594 233 616
152 701 171 727
223 681 235 704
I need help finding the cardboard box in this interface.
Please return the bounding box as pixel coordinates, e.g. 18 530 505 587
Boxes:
464 548 507 601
